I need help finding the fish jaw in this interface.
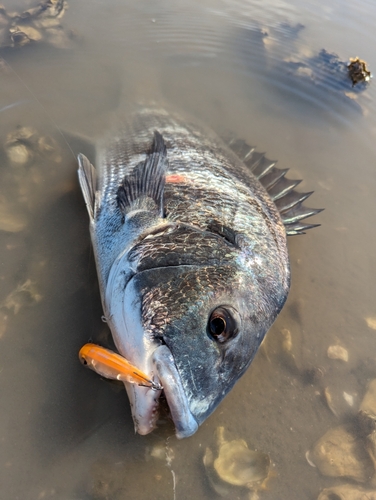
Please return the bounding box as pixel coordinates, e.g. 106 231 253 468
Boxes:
105 258 198 437
121 345 198 438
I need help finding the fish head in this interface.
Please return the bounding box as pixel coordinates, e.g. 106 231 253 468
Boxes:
142 259 288 431
107 226 290 438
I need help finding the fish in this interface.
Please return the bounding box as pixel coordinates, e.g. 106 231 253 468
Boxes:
77 105 321 438
78 343 163 390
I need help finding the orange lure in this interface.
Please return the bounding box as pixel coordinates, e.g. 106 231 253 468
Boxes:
79 343 162 391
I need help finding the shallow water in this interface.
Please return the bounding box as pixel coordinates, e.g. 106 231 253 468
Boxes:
1 0 376 499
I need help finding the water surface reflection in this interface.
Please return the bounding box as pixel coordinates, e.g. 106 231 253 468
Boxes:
1 0 376 498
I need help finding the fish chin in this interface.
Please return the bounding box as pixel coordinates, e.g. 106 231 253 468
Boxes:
122 345 198 438
124 382 161 435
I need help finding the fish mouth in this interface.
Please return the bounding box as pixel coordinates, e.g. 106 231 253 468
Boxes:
124 344 198 439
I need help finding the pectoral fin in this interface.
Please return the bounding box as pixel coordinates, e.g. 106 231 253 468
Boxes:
78 153 96 221
116 131 168 217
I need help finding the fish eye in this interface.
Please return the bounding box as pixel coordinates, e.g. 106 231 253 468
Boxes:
208 307 239 343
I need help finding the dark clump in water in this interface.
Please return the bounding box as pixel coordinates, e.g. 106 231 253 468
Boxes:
347 57 372 87
237 23 372 118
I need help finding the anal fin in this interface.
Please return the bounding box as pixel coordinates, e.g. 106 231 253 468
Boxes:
227 138 323 235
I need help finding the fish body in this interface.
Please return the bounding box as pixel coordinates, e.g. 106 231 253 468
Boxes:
78 105 319 438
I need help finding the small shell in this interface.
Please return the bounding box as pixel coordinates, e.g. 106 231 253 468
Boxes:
214 440 270 487
5 143 33 165
4 126 38 166
343 392 354 407
366 317 376 330
305 450 316 467
310 425 374 482
323 386 339 417
9 25 42 46
204 427 270 496
327 345 349 362
318 483 376 500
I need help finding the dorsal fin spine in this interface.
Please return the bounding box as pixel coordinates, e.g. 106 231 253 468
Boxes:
226 138 323 235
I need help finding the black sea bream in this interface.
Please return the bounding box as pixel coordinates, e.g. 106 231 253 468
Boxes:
78 105 321 438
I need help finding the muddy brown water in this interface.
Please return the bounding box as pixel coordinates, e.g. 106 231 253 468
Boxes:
1 0 376 499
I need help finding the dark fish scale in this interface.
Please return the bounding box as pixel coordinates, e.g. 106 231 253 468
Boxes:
164 184 239 230
128 225 237 271
141 265 237 336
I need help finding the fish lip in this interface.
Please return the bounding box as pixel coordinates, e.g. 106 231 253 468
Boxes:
152 344 199 439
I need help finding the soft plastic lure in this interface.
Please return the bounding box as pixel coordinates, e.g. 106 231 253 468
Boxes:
79 343 162 391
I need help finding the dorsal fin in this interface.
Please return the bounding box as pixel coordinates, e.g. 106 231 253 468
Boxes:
77 153 96 221
282 221 321 235
227 138 323 235
117 131 167 217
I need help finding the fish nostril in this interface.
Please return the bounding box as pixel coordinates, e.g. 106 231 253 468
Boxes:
154 334 167 346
